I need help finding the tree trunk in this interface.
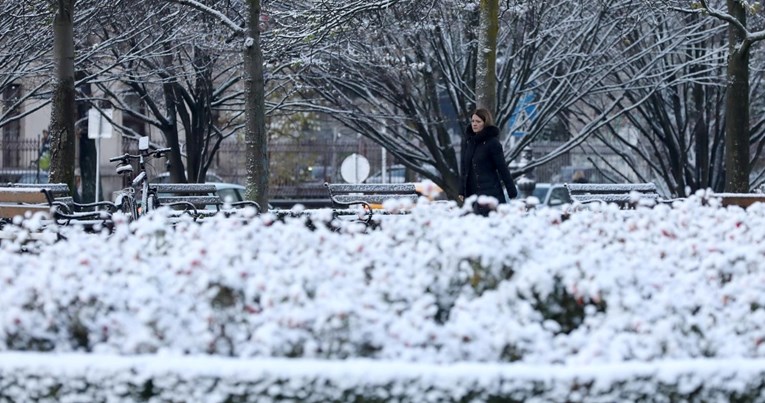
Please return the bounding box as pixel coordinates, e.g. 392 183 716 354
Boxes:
186 47 213 183
76 72 98 203
724 0 750 192
475 0 498 113
49 0 76 191
244 0 268 210
161 81 186 183
692 80 710 191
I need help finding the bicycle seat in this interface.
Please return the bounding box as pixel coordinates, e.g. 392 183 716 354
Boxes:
116 164 134 175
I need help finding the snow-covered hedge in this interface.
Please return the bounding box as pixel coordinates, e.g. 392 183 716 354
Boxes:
2 353 765 402
2 193 765 399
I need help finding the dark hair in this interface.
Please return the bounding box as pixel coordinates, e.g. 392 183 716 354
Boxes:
471 108 494 126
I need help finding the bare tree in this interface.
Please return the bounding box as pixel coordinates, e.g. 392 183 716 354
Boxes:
476 0 499 112
651 0 765 191
0 1 53 129
80 1 246 184
49 0 78 190
159 0 411 207
3 0 137 200
24 0 116 196
579 13 737 195
275 0 701 199
163 0 268 208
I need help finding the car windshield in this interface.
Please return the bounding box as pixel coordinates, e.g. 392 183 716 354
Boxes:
514 184 549 200
531 185 549 200
366 166 405 183
17 172 49 184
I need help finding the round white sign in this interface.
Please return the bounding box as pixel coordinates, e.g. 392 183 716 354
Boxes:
340 153 370 183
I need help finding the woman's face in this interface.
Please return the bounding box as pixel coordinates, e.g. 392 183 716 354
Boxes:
471 114 485 133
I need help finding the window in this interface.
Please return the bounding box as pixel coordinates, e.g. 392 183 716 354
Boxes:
122 91 147 138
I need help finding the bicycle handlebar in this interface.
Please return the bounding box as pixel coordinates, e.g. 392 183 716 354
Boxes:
109 153 129 163
109 148 172 163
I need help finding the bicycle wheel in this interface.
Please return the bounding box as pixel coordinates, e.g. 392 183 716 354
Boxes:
146 193 158 213
116 193 138 221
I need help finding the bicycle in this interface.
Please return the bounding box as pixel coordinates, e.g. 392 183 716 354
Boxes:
109 137 171 221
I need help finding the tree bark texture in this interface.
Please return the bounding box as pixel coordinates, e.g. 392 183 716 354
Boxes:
724 0 750 192
475 0 498 114
185 47 213 183
244 0 268 210
49 0 77 192
76 72 98 203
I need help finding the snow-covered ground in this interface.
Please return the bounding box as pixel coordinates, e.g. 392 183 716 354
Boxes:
1 192 764 401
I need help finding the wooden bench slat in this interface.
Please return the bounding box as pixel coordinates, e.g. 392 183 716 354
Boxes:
565 182 661 208
566 183 657 194
332 194 419 205
572 194 659 204
0 204 51 218
0 189 50 204
158 195 222 206
10 183 70 194
713 193 765 208
326 183 417 194
152 183 218 193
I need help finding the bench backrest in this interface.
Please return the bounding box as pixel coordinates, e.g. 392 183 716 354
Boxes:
0 183 116 227
152 183 222 209
0 187 53 219
565 182 660 206
713 193 765 208
7 182 73 203
325 182 419 207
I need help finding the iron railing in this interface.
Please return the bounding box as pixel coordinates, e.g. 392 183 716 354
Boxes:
2 135 617 193
0 138 48 183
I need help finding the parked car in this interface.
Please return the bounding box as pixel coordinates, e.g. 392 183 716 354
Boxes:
16 171 50 184
0 169 49 184
211 183 273 210
149 172 224 184
520 183 571 207
365 165 406 184
210 182 247 206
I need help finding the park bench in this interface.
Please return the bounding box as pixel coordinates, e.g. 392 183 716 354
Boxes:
565 182 661 208
325 182 420 209
151 183 261 219
325 182 420 224
0 187 54 222
0 183 116 228
710 193 765 209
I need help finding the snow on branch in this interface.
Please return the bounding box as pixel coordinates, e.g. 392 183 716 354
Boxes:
166 0 245 35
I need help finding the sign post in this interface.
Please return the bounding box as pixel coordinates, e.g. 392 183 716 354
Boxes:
87 108 113 202
340 153 370 184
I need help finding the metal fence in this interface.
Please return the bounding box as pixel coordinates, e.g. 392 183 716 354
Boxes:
0 138 47 182
213 139 381 184
530 141 630 184
1 135 618 192
211 139 600 193
214 137 386 198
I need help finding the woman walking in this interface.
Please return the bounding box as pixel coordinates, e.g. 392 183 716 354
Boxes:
459 108 517 212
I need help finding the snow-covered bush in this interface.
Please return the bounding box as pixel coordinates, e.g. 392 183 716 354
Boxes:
3 353 765 402
1 194 765 366
0 194 765 401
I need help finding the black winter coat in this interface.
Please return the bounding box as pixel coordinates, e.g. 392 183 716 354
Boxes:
460 125 518 203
